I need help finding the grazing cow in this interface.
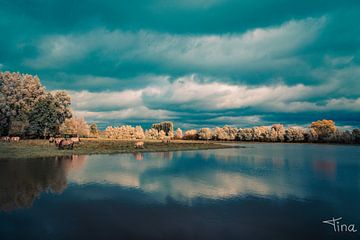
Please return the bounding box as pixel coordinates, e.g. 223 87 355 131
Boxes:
134 141 144 149
70 137 81 144
1 136 10 142
162 138 171 144
58 139 74 150
49 137 55 143
54 138 63 147
10 136 20 142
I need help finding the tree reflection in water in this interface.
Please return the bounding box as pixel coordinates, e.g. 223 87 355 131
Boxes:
0 155 88 211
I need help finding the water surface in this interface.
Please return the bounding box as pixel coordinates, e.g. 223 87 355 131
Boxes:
0 143 359 239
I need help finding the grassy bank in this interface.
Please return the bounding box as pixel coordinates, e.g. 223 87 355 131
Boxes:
0 138 236 159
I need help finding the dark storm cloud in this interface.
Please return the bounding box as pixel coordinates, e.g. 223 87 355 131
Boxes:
2 0 360 34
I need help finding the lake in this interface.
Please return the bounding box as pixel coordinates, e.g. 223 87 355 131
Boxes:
0 143 359 240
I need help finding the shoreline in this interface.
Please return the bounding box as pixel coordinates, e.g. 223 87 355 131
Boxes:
0 139 237 159
1 139 357 160
217 141 359 146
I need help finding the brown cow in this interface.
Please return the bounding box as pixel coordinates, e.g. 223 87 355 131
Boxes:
1 136 10 142
54 138 63 147
162 138 171 144
58 139 74 150
134 141 144 149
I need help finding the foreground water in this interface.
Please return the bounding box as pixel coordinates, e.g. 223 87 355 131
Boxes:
0 143 359 240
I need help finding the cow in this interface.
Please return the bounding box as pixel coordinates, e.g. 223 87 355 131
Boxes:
162 138 171 144
58 139 74 150
70 137 81 144
1 136 10 142
10 136 20 142
49 137 55 143
54 138 63 147
134 141 144 149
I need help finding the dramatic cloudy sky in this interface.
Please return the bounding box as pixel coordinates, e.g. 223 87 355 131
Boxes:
1 0 360 129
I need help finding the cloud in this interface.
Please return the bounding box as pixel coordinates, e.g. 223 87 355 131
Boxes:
324 55 354 66
75 106 175 121
143 75 324 111
208 116 263 126
43 73 170 91
26 17 325 74
1 1 359 128
325 98 360 111
68 74 359 128
69 90 143 111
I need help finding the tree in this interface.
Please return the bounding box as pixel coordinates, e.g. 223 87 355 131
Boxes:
0 72 46 136
352 129 360 143
198 128 213 140
214 126 238 141
183 129 198 140
60 115 90 137
214 127 227 140
0 71 71 138
53 91 72 125
8 120 28 137
333 130 353 144
310 119 337 142
168 130 174 139
145 128 160 140
175 128 183 139
285 127 306 142
253 126 270 141
307 128 318 142
90 123 100 137
103 125 145 140
134 126 145 139
159 130 166 140
223 126 237 140
28 94 61 138
236 128 254 141
152 121 174 136
268 124 285 142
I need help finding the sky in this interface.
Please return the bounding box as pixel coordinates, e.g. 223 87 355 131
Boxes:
0 0 359 129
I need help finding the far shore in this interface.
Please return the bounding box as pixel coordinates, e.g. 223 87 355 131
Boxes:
0 138 239 159
2 138 356 160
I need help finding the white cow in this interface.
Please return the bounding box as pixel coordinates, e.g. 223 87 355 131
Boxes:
134 141 144 149
10 136 20 142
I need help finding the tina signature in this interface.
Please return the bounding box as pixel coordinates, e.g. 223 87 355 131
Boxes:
322 217 357 233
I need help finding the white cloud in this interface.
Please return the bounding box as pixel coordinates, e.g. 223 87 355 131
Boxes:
209 116 263 125
26 17 325 72
75 106 175 121
143 74 325 111
68 74 359 124
325 97 360 111
69 89 143 111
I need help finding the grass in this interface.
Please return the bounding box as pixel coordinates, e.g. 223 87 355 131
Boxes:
0 138 236 159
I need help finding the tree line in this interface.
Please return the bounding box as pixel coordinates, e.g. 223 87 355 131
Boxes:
1 71 359 143
104 121 360 144
181 121 360 144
